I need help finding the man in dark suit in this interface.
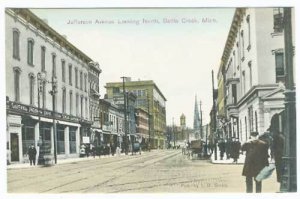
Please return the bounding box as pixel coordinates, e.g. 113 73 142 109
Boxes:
241 131 269 193
28 144 37 166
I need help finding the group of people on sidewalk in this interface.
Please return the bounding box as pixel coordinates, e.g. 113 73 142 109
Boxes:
212 113 284 193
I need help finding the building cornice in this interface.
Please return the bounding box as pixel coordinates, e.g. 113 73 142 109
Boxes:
7 8 93 65
236 84 280 107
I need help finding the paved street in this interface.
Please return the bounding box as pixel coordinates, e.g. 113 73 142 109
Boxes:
7 150 279 193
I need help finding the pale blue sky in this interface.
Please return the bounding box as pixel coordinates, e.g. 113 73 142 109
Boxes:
31 8 235 128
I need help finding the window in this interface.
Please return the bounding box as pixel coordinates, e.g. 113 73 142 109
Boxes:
76 93 79 116
57 125 65 154
69 91 73 115
69 128 77 154
81 96 83 118
29 74 35 105
52 53 56 77
13 67 21 102
42 81 46 109
113 87 120 93
80 71 83 90
275 52 285 76
233 51 236 74
248 106 254 133
273 8 284 33
241 30 245 60
242 71 246 94
27 39 34 66
84 74 87 92
232 84 237 104
246 15 251 50
85 98 88 119
22 125 35 155
62 60 66 82
41 46 46 71
69 64 72 85
75 68 78 88
62 88 66 113
248 61 252 87
13 29 20 60
255 111 258 132
240 120 242 141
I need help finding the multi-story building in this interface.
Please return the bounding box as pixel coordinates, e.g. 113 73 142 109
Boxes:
6 8 95 163
88 61 102 146
135 107 149 149
105 79 167 149
217 8 292 143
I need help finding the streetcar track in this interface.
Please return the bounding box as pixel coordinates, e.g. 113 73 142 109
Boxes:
55 151 180 193
81 151 181 193
8 151 179 193
108 176 229 193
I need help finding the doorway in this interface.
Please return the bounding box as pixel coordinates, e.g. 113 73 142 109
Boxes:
10 133 19 162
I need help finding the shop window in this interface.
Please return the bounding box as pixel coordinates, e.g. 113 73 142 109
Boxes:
69 128 77 154
57 126 65 154
22 126 35 155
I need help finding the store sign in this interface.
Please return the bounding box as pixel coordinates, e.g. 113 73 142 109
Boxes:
83 136 90 144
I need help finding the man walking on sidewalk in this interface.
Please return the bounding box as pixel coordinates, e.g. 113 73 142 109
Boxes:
28 144 37 166
241 131 269 193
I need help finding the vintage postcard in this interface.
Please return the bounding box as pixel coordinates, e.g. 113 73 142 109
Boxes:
1 0 298 198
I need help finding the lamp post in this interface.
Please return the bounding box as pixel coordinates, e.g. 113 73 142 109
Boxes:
37 72 46 165
49 76 58 164
121 76 128 155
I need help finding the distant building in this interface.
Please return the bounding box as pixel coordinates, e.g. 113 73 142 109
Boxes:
105 80 167 149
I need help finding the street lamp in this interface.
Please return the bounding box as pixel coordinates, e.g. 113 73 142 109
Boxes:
37 71 46 165
49 75 58 164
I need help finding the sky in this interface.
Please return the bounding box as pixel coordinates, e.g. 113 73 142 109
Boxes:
30 8 235 128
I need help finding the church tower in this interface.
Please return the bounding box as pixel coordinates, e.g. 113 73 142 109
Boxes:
193 95 200 132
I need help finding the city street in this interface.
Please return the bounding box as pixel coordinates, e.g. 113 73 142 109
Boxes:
7 150 279 193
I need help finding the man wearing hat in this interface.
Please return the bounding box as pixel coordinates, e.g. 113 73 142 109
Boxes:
241 131 269 193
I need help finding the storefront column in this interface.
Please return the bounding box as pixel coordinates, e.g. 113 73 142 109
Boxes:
65 126 70 156
50 125 54 155
76 127 80 154
34 122 40 159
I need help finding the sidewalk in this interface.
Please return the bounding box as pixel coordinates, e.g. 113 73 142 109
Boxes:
210 151 275 165
211 151 246 164
7 151 146 170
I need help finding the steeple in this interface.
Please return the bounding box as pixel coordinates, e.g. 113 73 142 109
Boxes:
193 95 200 131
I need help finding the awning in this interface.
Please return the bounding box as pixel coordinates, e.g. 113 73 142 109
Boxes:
30 115 81 127
91 128 102 133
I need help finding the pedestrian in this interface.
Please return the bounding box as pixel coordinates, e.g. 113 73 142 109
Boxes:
231 138 241 163
27 144 37 166
85 144 90 158
241 131 269 193
218 140 226 160
270 113 284 183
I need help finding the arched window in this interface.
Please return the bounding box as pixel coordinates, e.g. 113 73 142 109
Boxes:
13 67 21 102
255 111 258 132
62 87 66 113
28 73 35 105
41 46 46 71
13 29 20 60
27 38 34 66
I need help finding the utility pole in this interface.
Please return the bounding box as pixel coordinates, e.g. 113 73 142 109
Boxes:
121 77 128 155
172 117 175 148
281 8 296 192
200 101 203 139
